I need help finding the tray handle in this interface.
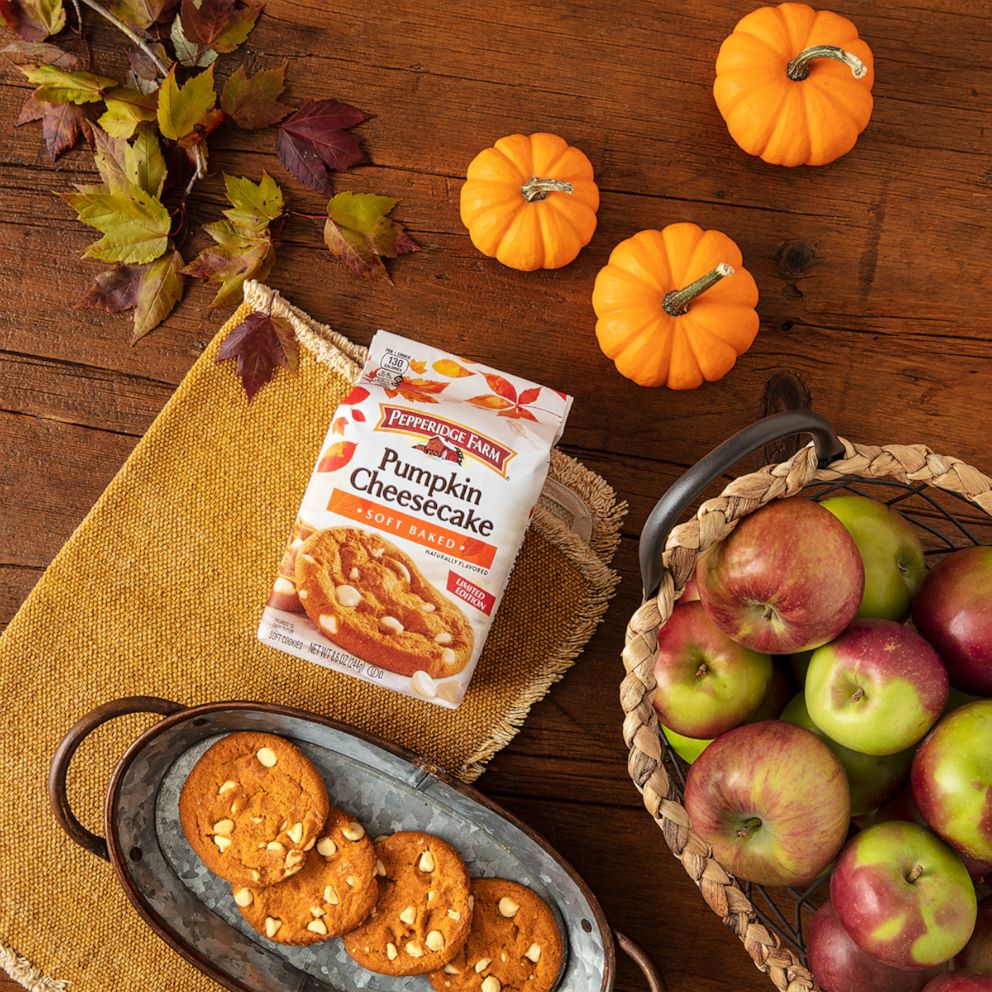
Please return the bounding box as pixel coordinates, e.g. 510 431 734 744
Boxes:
639 411 844 599
615 930 666 992
49 695 185 861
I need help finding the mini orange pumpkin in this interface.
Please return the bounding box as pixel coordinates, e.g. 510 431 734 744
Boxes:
714 2 874 167
460 132 599 271
592 223 759 390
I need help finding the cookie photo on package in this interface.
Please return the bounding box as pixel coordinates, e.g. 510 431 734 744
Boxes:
258 331 572 708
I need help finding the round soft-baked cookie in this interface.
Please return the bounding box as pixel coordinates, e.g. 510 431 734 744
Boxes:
233 805 377 945
343 832 472 976
294 527 474 679
427 879 563 992
179 732 329 888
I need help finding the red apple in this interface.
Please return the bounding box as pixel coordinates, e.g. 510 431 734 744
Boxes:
684 720 850 886
921 977 992 992
830 821 977 969
958 897 992 974
652 602 772 738
805 619 948 755
808 901 940 992
912 700 992 864
697 498 864 654
913 547 992 695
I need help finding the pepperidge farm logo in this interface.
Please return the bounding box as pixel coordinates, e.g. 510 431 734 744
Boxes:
376 405 516 476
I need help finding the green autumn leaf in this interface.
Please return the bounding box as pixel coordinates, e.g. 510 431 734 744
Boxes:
220 62 289 129
223 171 282 234
124 126 166 198
323 191 421 281
62 181 172 263
20 63 117 104
98 86 158 138
156 63 222 146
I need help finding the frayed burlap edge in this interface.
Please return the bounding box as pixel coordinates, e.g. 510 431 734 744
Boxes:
0 944 68 992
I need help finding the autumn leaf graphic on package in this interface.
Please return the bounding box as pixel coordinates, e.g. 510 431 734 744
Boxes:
257 331 573 708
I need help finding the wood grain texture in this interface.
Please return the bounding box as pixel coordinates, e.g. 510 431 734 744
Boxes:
1 1 990 990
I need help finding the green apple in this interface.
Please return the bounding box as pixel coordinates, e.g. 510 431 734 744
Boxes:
661 723 712 764
781 692 913 816
821 493 925 621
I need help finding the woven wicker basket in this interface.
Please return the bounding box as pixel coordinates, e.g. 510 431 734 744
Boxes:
621 412 992 991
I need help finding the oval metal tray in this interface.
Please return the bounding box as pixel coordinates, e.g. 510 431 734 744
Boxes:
50 697 663 992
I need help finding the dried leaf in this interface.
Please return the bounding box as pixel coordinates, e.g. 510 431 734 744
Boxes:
467 394 514 411
322 191 420 282
62 181 171 263
433 358 473 378
156 63 222 146
340 386 368 405
124 125 166 197
384 377 449 405
408 359 426 374
331 416 347 435
126 43 168 93
276 99 368 194
77 261 142 313
38 99 90 158
1 40 77 66
105 0 178 31
222 171 282 234
168 12 217 68
20 63 116 104
481 371 516 402
1 0 64 40
220 62 290 129
179 0 261 54
98 86 157 138
91 125 129 187
15 93 45 124
215 310 297 402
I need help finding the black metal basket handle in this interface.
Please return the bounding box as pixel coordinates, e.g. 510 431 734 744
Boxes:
639 412 845 599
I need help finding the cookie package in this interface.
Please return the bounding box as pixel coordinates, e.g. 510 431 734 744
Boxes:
257 331 572 709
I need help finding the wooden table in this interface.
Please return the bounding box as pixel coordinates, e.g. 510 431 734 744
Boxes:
1 1 988 989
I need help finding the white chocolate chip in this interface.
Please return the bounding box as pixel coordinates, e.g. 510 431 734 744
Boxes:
349 566 360 580
405 941 423 958
298 588 309 601
447 908 460 921
310 906 325 918
286 822 304 845
474 958 492 973
481 977 501 992
418 850 435 873
251 816 263 824
421 602 436 612
213 835 231 852
213 819 234 836
386 943 398 961
443 964 460 975
501 952 507 962
389 559 411 582
307 919 328 936
229 801 241 815
380 615 404 634
264 917 282 939
279 820 288 832
323 885 339 905
346 875 359 888
256 747 278 768
524 943 541 963
233 888 253 907
341 821 365 841
299 553 316 565
303 837 315 851
272 576 295 596
375 859 387 877
266 841 285 853
371 547 384 558
318 614 338 636
285 851 304 868
498 896 520 918
217 780 237 795
250 870 260 882
316 836 337 857
399 905 416 925
434 632 453 645
425 930 444 952
427 890 435 903
410 670 438 699
441 648 457 666
334 584 362 608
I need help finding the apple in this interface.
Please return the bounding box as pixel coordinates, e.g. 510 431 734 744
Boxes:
697 497 863 654
913 547 992 695
652 602 772 738
821 493 925 621
781 692 912 816
684 720 850 886
921 977 992 992
661 723 712 764
912 700 992 864
808 901 941 992
805 619 948 755
958 897 992 974
831 821 977 969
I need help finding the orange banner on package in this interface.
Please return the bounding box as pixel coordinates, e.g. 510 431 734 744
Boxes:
328 489 497 568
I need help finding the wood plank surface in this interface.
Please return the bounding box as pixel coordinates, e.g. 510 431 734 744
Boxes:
2 1 990 990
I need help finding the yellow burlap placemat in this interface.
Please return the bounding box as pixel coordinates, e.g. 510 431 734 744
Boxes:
0 281 623 992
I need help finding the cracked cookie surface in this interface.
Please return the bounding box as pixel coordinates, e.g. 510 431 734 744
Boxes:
233 805 377 944
343 831 472 976
179 731 329 888
294 527 474 679
427 878 563 992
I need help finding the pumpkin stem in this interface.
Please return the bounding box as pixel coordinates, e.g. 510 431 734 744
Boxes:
521 177 574 202
787 45 867 82
662 263 734 317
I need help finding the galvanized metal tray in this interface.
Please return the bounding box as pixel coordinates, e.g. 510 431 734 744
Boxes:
50 697 664 992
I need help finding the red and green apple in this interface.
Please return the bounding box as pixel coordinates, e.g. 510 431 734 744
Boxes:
921 977 992 992
957 896 992 975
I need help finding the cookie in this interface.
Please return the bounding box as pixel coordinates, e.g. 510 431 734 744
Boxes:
233 805 377 945
427 879 563 992
343 832 473 976
295 527 474 679
179 731 329 888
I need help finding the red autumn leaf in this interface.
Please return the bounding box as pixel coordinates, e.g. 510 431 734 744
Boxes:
385 377 449 405
518 386 541 406
276 99 368 195
215 310 298 402
468 394 514 411
498 406 537 421
481 371 517 403
340 386 368 405
179 0 261 53
331 416 347 435
40 100 91 159
317 440 357 473
351 408 365 422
